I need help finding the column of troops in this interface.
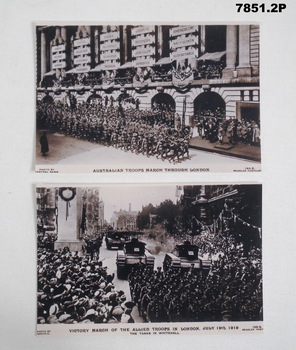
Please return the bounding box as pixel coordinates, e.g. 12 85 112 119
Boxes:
37 101 192 163
128 244 262 323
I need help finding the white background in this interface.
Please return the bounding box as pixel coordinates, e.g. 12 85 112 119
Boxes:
0 0 295 349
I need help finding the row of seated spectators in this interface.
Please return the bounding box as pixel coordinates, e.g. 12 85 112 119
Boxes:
37 247 135 324
37 102 192 163
128 233 262 323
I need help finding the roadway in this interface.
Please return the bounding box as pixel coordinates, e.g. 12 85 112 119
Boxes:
99 238 166 323
36 131 260 172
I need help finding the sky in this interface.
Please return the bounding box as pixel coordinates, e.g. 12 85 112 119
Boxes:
99 185 179 222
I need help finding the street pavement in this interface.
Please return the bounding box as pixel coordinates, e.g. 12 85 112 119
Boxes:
190 137 261 162
99 239 166 323
36 131 261 172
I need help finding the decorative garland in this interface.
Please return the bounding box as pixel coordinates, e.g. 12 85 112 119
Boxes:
200 201 262 238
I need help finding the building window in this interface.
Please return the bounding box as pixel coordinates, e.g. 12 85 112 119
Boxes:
240 90 245 101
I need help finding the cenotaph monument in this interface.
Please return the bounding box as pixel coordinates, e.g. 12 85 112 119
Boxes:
54 187 84 251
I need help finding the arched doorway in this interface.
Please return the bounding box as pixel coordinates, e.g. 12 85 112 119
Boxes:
87 94 102 104
151 93 176 112
117 92 135 104
42 95 54 104
194 91 225 120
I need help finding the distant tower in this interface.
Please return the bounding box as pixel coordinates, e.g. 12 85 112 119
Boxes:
129 203 131 212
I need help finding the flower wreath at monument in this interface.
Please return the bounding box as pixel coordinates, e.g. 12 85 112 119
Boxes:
59 188 76 220
59 188 76 202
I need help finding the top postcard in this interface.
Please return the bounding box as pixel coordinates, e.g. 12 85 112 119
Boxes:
35 24 261 173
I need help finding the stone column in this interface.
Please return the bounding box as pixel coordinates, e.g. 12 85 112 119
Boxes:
223 25 238 79
41 31 47 81
85 26 91 37
121 26 127 63
55 27 61 42
54 188 84 251
157 25 163 60
237 25 251 77
94 28 99 64
49 42 53 72
200 25 206 54
61 26 67 42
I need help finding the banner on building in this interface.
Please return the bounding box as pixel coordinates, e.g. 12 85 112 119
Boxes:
52 44 65 53
133 47 155 57
132 25 155 36
170 25 198 37
101 52 120 61
134 58 155 68
170 36 198 50
171 48 197 61
74 47 90 55
132 35 155 47
101 42 120 51
74 38 90 47
100 31 120 41
52 61 66 69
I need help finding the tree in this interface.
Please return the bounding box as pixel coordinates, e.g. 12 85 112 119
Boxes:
155 200 182 234
136 203 156 230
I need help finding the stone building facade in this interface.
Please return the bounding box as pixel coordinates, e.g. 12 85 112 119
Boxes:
110 204 138 231
36 24 260 126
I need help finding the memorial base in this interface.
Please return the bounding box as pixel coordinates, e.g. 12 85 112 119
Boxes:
54 240 84 252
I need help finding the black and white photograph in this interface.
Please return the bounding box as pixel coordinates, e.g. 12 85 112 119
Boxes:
36 184 262 335
1 0 296 349
36 24 261 173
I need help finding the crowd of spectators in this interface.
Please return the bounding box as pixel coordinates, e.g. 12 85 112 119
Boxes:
37 234 56 251
195 116 260 146
128 232 262 323
37 246 135 324
194 61 224 80
84 236 103 261
37 101 192 163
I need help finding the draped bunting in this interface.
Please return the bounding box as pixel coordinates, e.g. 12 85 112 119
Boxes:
195 201 262 238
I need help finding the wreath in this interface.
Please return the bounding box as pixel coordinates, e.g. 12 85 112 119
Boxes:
59 188 76 221
59 188 76 202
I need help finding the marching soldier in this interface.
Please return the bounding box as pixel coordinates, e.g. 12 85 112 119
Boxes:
147 294 166 323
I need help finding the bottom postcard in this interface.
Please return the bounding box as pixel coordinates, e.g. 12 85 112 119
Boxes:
36 184 263 335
